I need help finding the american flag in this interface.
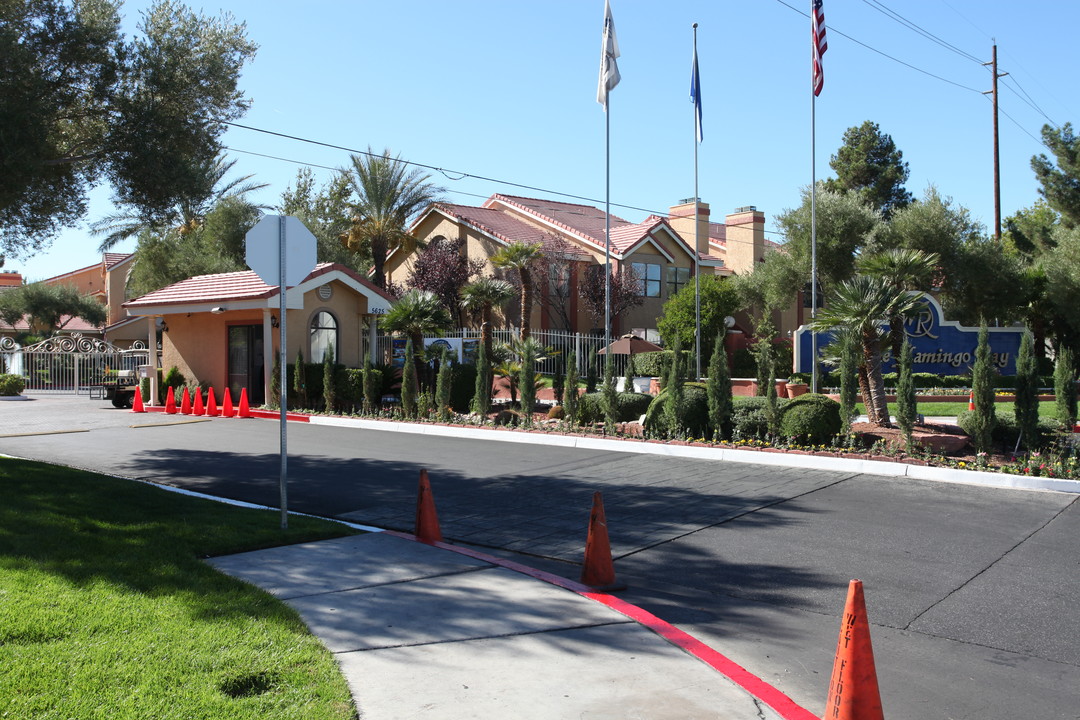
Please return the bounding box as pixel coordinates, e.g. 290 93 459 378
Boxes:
812 0 828 97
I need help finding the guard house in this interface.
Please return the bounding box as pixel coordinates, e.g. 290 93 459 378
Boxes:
123 263 394 405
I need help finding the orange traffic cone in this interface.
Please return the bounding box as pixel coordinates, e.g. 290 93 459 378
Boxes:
131 386 145 413
824 580 884 720
221 387 235 418
414 469 442 543
192 387 204 416
180 387 192 414
165 386 177 414
205 387 218 417
968 390 975 411
237 388 251 418
580 491 625 591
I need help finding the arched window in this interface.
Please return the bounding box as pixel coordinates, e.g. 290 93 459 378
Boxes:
310 311 338 363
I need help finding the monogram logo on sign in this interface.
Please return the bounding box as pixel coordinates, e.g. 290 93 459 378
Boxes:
905 304 938 340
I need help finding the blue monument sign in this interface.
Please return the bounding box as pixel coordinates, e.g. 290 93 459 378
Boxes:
794 294 1026 376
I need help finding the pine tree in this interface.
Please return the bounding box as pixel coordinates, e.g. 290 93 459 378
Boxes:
293 348 307 409
752 318 775 396
764 357 778 438
552 353 565 402
706 329 733 441
1055 346 1077 431
664 336 685 438
1014 332 1040 451
563 350 580 426
969 321 997 453
322 342 336 414
601 355 618 433
362 354 377 414
839 332 859 435
586 346 599 393
623 353 636 393
401 338 417 419
471 339 491 418
896 337 918 450
435 348 453 422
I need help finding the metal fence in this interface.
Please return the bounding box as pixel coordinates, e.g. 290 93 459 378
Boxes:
0 335 150 395
368 328 638 377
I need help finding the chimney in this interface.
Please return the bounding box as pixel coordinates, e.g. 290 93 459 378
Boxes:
724 206 765 275
668 199 711 258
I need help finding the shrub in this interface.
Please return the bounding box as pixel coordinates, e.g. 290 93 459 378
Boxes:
0 374 26 396
451 360 477 413
343 368 364 411
632 350 694 380
778 393 842 444
958 408 1055 450
632 351 666 378
732 347 756 377
643 382 710 438
547 405 564 420
162 366 186 394
580 392 654 425
731 395 790 439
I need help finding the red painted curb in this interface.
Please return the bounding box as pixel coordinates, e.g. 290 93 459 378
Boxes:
383 530 818 720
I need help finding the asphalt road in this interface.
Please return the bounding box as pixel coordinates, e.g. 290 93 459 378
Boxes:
3 396 1078 720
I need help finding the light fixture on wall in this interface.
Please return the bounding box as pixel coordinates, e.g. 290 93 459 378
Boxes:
210 307 225 314
270 315 279 328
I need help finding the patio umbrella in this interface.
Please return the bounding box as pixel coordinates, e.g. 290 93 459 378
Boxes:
598 333 663 355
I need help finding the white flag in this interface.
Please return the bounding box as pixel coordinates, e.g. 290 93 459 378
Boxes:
597 0 620 108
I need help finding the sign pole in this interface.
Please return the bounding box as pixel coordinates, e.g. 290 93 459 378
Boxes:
278 215 289 530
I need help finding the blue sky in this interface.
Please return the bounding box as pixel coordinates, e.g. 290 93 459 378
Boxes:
12 0 1079 281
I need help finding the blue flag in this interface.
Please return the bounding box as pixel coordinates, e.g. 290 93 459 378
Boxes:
691 48 702 142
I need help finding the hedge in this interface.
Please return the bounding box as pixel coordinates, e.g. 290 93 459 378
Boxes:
0 374 26 396
777 393 842 444
580 391 654 424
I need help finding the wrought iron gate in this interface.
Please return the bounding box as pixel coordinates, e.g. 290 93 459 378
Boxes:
0 334 150 395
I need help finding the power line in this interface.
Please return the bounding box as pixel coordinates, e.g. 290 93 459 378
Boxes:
859 0 983 65
224 123 787 240
771 0 984 94
225 122 668 218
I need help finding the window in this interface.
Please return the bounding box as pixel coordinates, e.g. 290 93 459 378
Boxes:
631 262 661 297
310 311 338 363
666 266 690 297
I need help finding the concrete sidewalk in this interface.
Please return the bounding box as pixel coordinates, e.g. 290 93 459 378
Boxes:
208 532 808 720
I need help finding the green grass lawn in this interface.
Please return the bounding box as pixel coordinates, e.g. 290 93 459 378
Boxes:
0 458 361 720
854 399 1060 418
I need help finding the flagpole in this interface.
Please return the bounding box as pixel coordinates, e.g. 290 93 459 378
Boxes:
809 0 822 395
811 92 819 395
693 23 702 379
605 96 612 353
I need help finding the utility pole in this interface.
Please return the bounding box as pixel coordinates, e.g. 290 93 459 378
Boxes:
983 43 1007 242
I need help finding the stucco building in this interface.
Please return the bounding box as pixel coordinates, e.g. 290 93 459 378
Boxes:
387 194 783 341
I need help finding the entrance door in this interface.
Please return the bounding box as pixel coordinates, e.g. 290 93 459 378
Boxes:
227 325 265 405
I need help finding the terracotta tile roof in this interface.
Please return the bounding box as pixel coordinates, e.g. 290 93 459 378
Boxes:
487 194 634 246
103 253 133 270
0 315 102 333
124 263 395 309
435 204 548 246
125 269 275 308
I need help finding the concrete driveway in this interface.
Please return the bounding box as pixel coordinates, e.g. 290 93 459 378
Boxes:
3 395 1078 719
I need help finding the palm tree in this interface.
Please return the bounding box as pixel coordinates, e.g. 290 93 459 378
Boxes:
91 156 267 252
381 289 453 386
811 275 926 427
491 241 544 340
340 148 444 289
857 248 939 359
460 277 515 361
